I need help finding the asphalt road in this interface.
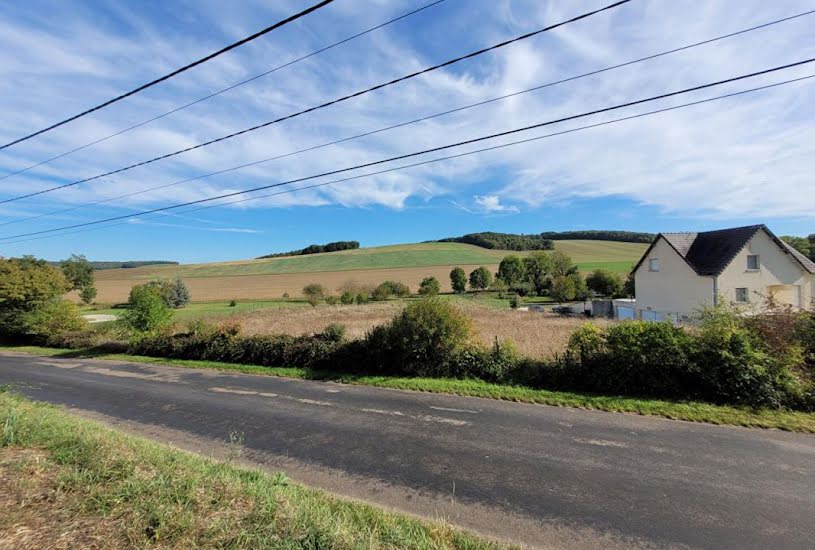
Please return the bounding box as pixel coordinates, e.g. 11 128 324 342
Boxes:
1 352 813 549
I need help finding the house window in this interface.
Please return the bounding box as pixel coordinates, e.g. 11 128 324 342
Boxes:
648 258 660 272
735 288 749 303
747 255 760 270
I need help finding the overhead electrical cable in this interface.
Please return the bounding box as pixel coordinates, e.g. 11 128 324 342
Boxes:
1 57 812 242
0 0 449 181
0 0 631 205
4 72 812 247
4 8 813 227
0 0 338 151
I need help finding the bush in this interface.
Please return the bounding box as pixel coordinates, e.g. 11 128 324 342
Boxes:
418 277 440 296
22 299 87 341
120 284 172 334
550 276 576 302
282 292 290 300
144 278 190 309
340 291 356 305
371 283 392 302
302 283 326 307
229 300 237 307
366 298 473 377
452 338 520 383
0 257 71 337
355 293 369 305
325 296 339 306
387 281 411 298
509 282 534 297
509 294 520 309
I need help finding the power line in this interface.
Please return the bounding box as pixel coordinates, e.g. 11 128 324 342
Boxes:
5 72 812 247
2 57 812 242
0 0 449 182
0 0 631 205
0 0 337 151
4 8 812 227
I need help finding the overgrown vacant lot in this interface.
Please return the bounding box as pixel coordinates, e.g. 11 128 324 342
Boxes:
89 240 646 303
227 301 610 359
0 391 502 549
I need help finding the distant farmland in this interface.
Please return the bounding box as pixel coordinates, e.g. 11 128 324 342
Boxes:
90 241 647 303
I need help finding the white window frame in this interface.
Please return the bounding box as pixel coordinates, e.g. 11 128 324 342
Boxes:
648 258 660 272
735 287 749 303
746 254 760 271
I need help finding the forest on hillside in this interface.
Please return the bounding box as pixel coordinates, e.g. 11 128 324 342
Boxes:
257 241 360 259
437 230 655 250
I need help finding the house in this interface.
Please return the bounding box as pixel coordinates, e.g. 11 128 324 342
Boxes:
631 225 815 321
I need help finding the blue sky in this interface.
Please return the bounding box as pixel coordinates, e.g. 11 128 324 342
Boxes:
0 0 813 263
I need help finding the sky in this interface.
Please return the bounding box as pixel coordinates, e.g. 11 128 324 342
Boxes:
0 0 813 263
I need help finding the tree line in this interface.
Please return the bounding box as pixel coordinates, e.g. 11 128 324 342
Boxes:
437 230 655 250
257 240 360 259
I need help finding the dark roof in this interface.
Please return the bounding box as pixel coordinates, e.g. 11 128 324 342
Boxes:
632 224 815 276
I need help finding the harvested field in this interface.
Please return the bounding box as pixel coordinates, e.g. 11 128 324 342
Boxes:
89 264 492 303
87 240 645 303
225 301 611 359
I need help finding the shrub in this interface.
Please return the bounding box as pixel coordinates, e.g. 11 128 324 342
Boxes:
452 338 520 383
371 283 392 302
144 278 190 309
418 276 440 296
22 299 87 341
282 292 290 300
0 257 71 337
367 298 473 377
325 295 339 306
468 266 492 291
509 294 520 309
120 284 172 334
229 300 237 307
450 267 467 294
322 323 346 343
354 293 369 305
387 281 411 298
302 283 326 307
510 282 534 297
550 276 576 302
340 291 356 305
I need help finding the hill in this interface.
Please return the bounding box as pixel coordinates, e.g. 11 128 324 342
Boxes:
257 240 359 259
90 240 648 303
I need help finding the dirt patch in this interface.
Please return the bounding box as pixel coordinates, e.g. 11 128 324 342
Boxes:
0 448 124 549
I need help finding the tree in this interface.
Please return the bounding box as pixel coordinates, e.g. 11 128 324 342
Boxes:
60 254 94 291
302 283 326 307
79 285 97 305
0 257 71 336
781 235 813 258
418 276 440 296
523 252 552 295
449 267 467 294
585 269 624 297
468 266 493 291
549 250 577 277
809 234 815 260
550 275 577 302
623 272 635 298
497 255 526 286
145 278 190 309
120 284 172 333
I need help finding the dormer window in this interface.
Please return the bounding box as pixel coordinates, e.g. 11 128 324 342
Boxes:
649 258 660 272
747 255 759 271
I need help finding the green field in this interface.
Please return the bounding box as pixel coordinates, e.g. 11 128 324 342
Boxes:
85 299 309 320
97 240 647 281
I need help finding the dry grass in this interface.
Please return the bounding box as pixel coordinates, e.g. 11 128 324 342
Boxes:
226 301 610 359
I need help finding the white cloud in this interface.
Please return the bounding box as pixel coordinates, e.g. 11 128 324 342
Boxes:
473 194 519 213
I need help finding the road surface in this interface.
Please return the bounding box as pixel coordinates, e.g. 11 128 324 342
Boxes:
1 351 813 549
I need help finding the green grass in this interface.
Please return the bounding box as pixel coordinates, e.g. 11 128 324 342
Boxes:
96 241 647 280
0 390 504 549
4 345 813 433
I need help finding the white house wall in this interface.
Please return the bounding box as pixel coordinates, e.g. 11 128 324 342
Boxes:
634 237 714 317
718 230 813 309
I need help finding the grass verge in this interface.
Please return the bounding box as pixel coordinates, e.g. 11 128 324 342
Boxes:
0 389 504 549
3 345 814 433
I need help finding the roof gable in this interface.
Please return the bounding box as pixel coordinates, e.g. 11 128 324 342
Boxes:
632 224 814 276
